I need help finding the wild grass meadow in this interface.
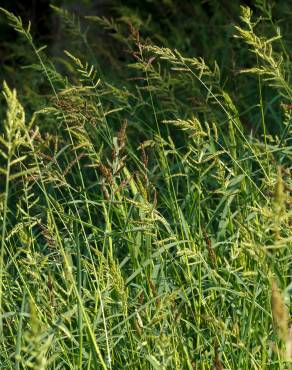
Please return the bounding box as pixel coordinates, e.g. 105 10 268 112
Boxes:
0 1 291 368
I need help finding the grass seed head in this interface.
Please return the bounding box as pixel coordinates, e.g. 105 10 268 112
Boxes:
271 278 288 341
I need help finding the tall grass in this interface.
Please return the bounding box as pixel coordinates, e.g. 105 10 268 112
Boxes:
0 2 291 369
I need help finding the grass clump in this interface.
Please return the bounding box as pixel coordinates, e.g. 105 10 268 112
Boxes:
0 1 291 369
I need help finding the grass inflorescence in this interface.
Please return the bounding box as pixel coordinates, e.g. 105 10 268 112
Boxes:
0 1 291 369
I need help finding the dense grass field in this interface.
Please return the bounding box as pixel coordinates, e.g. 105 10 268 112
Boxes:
0 1 291 368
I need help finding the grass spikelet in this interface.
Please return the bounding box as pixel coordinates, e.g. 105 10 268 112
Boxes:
271 278 288 341
117 119 128 150
203 228 217 268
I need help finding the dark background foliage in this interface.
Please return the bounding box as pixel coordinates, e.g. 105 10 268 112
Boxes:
0 0 259 78
2 0 289 138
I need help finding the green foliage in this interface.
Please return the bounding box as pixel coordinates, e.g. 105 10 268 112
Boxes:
0 2 291 369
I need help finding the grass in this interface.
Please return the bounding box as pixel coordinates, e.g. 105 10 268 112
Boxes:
0 1 291 369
